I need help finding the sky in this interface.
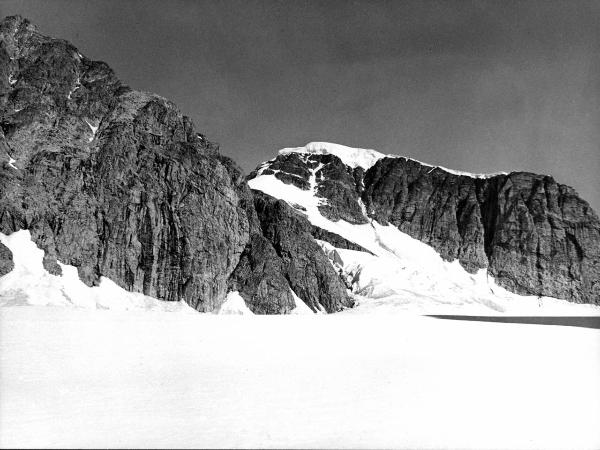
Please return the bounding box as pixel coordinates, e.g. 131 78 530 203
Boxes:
1 0 599 211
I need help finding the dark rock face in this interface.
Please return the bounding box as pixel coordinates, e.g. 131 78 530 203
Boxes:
250 152 600 305
249 153 315 190
363 159 600 304
228 190 354 313
0 16 352 313
227 232 297 314
250 152 368 224
0 241 12 276
362 158 489 273
315 155 368 225
0 16 249 311
234 191 354 313
309 224 372 254
475 173 600 303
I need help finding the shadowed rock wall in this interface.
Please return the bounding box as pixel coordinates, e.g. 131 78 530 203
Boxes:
251 152 600 304
0 16 352 313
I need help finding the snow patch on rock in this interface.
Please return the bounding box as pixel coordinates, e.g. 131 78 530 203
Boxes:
84 119 98 142
7 155 18 170
67 75 80 99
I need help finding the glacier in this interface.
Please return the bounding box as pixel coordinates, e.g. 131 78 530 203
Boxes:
1 306 599 448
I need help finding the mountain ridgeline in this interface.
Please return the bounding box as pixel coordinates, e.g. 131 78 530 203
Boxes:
248 147 600 304
0 15 352 313
0 16 598 310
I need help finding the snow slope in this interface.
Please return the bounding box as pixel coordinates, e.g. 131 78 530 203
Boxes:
249 162 600 316
1 306 599 449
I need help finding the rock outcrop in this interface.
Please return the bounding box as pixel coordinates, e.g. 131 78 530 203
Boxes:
227 191 354 313
0 16 352 313
249 144 600 304
363 160 600 303
0 241 12 275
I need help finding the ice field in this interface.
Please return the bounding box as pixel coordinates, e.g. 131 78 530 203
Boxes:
1 306 599 449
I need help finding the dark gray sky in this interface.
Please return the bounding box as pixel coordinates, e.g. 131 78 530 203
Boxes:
2 0 599 211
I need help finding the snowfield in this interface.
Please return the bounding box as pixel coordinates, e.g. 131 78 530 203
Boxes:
1 307 599 449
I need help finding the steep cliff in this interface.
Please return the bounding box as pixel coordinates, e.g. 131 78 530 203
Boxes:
0 16 352 313
228 191 354 313
249 142 600 305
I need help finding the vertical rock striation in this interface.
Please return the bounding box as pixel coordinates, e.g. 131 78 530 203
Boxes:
0 16 352 312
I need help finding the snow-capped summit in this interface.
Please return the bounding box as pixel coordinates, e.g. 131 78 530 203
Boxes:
278 141 509 178
249 141 600 309
279 142 387 170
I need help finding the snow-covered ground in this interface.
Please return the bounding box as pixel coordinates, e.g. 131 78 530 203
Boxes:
1 306 599 449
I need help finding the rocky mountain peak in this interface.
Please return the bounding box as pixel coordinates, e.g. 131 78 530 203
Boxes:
0 16 352 313
279 142 388 170
0 15 37 40
249 143 600 304
278 141 511 178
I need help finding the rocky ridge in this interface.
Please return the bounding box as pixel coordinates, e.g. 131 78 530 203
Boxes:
249 143 600 305
0 16 351 313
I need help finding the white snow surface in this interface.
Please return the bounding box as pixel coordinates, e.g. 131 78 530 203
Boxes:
0 230 194 313
1 307 599 449
279 141 508 178
219 291 254 315
249 171 600 316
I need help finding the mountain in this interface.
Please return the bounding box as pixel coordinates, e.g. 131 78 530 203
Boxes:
0 16 598 314
0 15 351 313
248 142 600 309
